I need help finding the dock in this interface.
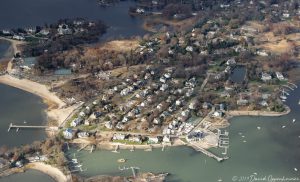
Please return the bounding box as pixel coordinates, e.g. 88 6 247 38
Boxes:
189 143 228 162
7 123 58 132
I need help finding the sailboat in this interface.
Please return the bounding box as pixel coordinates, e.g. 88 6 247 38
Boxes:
280 90 287 101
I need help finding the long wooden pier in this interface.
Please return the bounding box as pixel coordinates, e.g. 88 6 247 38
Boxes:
189 143 228 162
7 123 58 132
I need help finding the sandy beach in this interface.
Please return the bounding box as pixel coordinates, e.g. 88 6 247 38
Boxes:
0 74 81 127
0 74 65 108
26 162 71 182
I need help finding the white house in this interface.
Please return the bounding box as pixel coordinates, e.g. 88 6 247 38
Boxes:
153 118 162 125
105 121 113 129
226 58 236 66
63 128 74 140
136 8 145 14
163 135 171 143
148 137 159 144
275 72 285 81
186 46 193 52
12 35 25 41
257 50 268 56
160 84 169 91
113 133 126 140
261 72 272 82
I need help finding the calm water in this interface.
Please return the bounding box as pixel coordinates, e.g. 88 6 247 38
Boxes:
69 85 300 181
230 66 246 83
0 0 146 41
0 84 47 148
0 40 12 61
0 170 55 182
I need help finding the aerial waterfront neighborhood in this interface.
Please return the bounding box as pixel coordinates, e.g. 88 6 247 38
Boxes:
0 0 300 182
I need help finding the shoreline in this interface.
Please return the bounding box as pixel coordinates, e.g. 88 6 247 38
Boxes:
0 162 71 182
26 162 71 182
227 106 291 117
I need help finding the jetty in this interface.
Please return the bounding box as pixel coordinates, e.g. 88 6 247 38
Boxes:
7 123 59 132
189 143 228 162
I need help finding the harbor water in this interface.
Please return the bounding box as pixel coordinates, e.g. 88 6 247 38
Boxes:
68 84 300 181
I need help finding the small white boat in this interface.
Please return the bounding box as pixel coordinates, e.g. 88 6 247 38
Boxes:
238 132 242 135
253 172 257 175
23 121 27 124
294 168 298 172
292 119 296 123
218 178 223 182
75 164 82 168
117 158 126 163
242 135 245 138
282 125 286 128
257 127 261 130
243 140 247 143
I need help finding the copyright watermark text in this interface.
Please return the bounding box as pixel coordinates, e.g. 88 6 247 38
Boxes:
232 174 300 182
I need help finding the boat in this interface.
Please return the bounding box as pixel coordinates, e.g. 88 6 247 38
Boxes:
282 125 286 129
241 135 245 138
294 168 298 172
75 164 82 168
117 158 126 163
257 127 261 130
280 91 287 100
218 178 223 182
243 140 247 143
292 119 296 123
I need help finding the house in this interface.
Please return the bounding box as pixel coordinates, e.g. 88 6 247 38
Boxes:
148 137 159 144
105 121 113 129
71 118 83 127
202 102 211 109
186 46 193 52
15 161 24 168
153 118 162 125
164 73 172 79
122 117 129 123
237 99 249 106
226 58 236 66
57 24 72 35
12 35 25 41
212 111 224 117
224 66 231 73
276 72 285 81
261 72 272 82
181 110 190 117
129 136 142 143
260 100 268 107
93 111 102 118
136 8 145 14
113 133 126 140
186 89 194 97
160 77 166 83
77 132 90 138
163 135 171 143
282 13 290 18
63 128 74 140
257 50 268 56
160 84 169 91
116 122 125 130
2 30 11 35
189 100 199 110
